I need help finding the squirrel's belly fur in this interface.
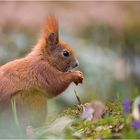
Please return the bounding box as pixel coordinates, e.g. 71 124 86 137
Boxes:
15 91 47 127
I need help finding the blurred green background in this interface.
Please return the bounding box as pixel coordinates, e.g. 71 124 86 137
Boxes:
0 1 140 116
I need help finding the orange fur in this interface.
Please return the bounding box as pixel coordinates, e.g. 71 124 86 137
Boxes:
43 15 59 38
0 15 83 130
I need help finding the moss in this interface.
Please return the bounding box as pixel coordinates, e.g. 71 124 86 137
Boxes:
62 108 81 118
44 100 130 139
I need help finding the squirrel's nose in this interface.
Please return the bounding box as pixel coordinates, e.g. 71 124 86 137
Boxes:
74 60 79 67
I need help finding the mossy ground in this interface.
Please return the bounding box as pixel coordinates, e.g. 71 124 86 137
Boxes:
32 100 140 139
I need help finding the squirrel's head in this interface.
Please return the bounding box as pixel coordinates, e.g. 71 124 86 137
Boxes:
39 15 79 72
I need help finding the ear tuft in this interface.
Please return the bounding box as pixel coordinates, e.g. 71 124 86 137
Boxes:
43 15 59 45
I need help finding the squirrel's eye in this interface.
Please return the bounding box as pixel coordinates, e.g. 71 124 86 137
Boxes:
63 50 69 57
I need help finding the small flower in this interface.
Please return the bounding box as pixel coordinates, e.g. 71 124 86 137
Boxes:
132 121 140 130
132 96 140 121
138 104 140 113
123 99 132 115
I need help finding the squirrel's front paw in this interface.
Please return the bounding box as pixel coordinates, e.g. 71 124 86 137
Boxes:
72 71 84 85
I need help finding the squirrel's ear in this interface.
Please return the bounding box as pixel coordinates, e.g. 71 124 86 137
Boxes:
43 15 59 45
48 32 58 45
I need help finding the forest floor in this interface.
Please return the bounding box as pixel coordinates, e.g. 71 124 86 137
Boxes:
31 96 140 139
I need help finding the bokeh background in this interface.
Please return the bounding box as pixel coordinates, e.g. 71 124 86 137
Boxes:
1 1 140 115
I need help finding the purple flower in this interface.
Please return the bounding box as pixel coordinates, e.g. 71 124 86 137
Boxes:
123 99 132 115
132 121 140 130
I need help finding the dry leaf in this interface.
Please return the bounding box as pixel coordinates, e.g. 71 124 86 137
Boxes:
82 101 105 122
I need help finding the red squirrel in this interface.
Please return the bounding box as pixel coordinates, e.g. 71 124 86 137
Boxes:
0 15 83 129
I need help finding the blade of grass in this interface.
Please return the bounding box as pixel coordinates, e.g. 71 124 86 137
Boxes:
74 89 82 105
11 98 19 127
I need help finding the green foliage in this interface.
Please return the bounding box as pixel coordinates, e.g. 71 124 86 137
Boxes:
62 108 81 118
